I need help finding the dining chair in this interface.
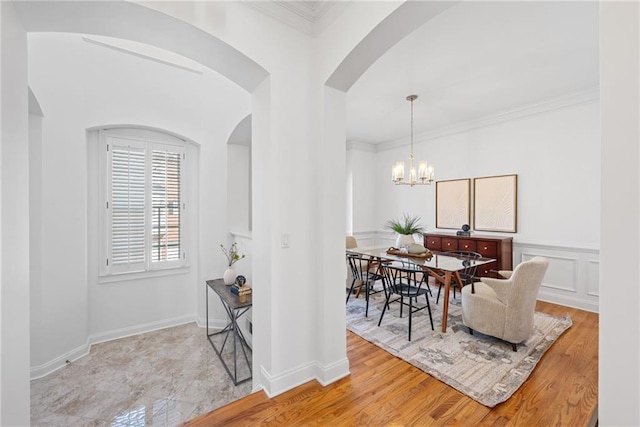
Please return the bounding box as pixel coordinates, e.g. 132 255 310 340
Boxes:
436 250 482 304
346 254 385 317
378 262 434 341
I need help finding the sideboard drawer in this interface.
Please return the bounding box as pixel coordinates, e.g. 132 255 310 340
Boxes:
421 232 512 274
476 241 497 257
477 261 498 277
442 238 458 251
458 239 477 252
425 236 442 251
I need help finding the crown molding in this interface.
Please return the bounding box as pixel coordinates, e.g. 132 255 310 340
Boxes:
243 1 344 37
375 87 600 152
346 140 377 152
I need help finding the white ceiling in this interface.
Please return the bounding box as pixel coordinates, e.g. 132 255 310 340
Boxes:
345 1 599 144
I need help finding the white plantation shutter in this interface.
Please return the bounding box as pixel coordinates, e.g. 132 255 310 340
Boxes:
102 131 185 275
151 147 182 264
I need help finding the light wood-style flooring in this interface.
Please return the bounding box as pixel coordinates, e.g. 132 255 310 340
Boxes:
185 301 598 426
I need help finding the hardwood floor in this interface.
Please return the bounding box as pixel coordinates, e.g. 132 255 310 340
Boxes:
184 301 598 426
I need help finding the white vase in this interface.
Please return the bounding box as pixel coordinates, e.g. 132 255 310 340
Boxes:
396 234 416 248
223 267 236 285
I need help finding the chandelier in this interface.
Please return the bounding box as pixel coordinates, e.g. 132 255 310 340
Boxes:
392 95 434 186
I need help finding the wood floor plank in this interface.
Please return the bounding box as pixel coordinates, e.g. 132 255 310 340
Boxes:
184 301 598 426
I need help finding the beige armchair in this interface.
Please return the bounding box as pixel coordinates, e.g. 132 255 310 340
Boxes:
461 256 549 351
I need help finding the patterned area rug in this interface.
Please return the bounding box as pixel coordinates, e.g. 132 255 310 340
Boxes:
346 290 572 407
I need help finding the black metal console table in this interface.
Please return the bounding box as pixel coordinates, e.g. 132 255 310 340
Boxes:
206 278 252 385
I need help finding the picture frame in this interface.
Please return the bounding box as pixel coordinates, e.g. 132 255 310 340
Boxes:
473 174 518 233
436 179 471 229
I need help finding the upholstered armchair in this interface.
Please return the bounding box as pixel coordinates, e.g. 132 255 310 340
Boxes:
461 256 549 351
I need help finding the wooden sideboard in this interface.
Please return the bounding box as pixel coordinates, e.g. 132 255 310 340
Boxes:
423 232 513 278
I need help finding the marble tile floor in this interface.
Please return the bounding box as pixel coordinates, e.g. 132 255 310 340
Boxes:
31 322 252 426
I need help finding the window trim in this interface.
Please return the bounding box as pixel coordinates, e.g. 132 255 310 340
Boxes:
99 128 187 277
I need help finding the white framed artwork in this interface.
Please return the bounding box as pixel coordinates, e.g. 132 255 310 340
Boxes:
436 179 470 229
474 174 517 233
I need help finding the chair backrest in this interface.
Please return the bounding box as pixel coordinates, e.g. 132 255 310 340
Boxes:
380 262 421 294
380 263 401 293
503 256 549 342
445 250 482 284
347 254 380 282
346 236 358 249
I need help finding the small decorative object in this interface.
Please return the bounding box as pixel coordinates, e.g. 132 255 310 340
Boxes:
223 268 236 285
230 281 252 303
384 213 425 247
408 243 427 254
220 242 245 285
456 224 471 236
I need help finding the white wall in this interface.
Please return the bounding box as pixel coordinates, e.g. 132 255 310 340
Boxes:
227 144 251 234
367 101 600 245
349 100 600 311
600 2 640 424
346 144 379 235
1 2 31 424
27 33 251 375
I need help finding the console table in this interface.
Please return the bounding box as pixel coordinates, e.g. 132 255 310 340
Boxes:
206 278 252 385
423 232 513 277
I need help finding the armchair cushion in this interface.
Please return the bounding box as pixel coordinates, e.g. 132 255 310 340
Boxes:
498 270 513 279
479 276 512 304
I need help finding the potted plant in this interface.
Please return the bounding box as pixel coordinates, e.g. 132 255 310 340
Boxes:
385 213 425 247
220 242 245 285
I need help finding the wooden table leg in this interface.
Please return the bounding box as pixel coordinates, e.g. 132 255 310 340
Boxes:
441 272 452 333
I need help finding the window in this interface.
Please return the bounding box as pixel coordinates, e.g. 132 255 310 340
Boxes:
101 129 186 275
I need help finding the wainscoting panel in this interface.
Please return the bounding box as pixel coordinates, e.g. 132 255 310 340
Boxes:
520 252 578 293
514 241 599 313
587 259 600 297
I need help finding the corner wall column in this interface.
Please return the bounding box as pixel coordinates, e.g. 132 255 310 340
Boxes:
0 2 31 424
600 2 640 424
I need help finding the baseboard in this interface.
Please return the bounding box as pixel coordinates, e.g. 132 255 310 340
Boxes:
315 357 350 386
195 314 232 331
88 314 196 346
259 362 317 398
31 314 196 380
538 291 598 313
30 342 91 380
258 356 350 398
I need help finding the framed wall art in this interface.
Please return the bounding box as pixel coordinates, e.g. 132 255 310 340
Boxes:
436 179 470 229
474 174 518 233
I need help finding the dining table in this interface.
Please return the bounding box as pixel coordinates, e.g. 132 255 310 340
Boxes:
346 246 496 332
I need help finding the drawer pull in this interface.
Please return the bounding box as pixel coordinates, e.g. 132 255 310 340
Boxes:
483 246 488 250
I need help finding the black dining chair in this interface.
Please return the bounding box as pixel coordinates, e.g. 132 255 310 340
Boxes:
436 250 482 304
346 253 385 317
378 262 434 341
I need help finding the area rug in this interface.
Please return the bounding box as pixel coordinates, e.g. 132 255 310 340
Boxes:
346 291 572 407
